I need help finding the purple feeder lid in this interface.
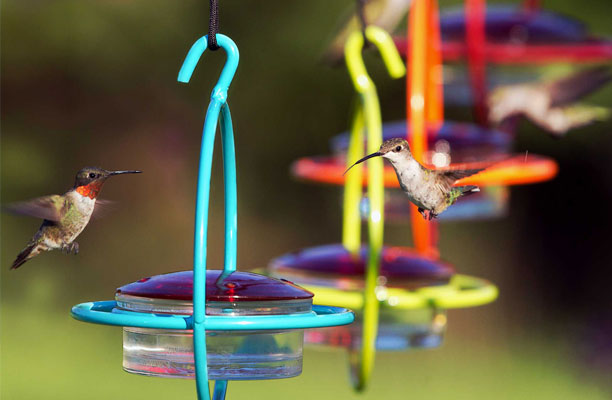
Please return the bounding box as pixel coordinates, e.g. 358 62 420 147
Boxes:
269 244 455 291
116 270 314 303
440 5 587 44
330 120 511 156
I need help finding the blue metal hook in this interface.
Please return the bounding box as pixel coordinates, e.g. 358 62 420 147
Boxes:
179 34 239 102
178 33 240 400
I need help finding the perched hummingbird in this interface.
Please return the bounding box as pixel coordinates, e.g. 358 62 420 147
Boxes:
488 66 612 136
322 0 412 65
345 138 484 220
6 167 141 270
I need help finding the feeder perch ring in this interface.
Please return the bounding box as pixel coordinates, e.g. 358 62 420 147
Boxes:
292 154 558 187
273 274 497 311
71 301 354 331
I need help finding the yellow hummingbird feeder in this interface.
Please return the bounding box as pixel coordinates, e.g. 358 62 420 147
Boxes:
268 24 498 392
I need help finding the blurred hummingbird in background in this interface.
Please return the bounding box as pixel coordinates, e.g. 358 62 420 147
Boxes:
345 138 484 220
488 66 612 136
6 167 141 270
322 0 412 65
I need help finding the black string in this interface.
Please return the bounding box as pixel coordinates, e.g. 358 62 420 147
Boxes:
208 0 220 51
356 0 370 48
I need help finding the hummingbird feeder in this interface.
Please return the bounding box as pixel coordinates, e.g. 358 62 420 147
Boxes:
117 270 315 379
291 0 558 225
401 0 612 64
70 29 353 400
269 244 497 352
393 0 612 119
268 26 498 392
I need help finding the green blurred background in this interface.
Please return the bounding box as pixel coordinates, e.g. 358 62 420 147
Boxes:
2 0 612 399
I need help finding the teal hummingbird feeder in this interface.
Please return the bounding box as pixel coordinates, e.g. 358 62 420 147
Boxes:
71 31 354 400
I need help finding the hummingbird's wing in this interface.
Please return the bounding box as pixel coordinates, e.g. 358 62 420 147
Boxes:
436 168 486 192
3 195 65 221
547 66 612 108
90 199 116 220
531 104 611 136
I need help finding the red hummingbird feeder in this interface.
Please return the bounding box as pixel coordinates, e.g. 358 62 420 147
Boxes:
399 0 612 65
393 0 612 124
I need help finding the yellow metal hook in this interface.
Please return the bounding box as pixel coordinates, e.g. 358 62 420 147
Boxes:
345 26 406 94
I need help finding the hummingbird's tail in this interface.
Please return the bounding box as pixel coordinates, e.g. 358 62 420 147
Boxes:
10 243 39 270
446 186 480 208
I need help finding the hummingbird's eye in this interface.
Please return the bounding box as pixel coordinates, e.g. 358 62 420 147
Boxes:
394 146 402 152
89 173 96 179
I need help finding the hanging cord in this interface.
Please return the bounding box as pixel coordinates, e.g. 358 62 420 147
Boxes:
356 0 370 48
208 0 220 51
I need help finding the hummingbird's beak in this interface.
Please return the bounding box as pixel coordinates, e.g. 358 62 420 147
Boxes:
109 170 142 176
343 152 383 175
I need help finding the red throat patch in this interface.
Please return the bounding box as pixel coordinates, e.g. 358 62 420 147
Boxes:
76 181 104 199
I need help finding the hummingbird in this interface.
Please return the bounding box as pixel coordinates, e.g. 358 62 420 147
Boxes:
345 138 484 220
6 167 141 270
322 0 412 65
488 66 612 136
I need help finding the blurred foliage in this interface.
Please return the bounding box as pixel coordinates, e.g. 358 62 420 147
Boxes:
2 0 612 399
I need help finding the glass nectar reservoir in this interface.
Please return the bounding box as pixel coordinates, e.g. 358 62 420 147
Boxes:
116 270 314 380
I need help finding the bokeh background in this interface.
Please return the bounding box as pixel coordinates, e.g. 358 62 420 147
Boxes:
2 0 612 399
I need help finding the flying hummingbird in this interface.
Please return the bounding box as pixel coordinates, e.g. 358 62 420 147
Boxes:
6 167 141 270
488 66 612 136
345 138 484 220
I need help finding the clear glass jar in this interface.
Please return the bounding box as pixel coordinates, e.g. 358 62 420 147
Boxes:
304 307 447 351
